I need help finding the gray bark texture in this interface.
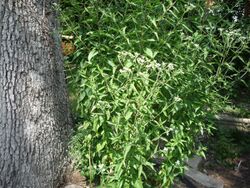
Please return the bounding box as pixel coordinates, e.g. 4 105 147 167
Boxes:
0 0 72 187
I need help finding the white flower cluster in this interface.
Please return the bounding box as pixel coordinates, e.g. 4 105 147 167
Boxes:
118 51 175 72
93 163 106 173
226 29 242 37
174 96 182 102
119 67 132 73
167 63 175 71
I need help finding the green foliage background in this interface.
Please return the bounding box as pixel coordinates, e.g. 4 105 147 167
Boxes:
59 0 249 187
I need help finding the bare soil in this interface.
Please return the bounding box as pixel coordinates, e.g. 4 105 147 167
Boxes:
200 153 250 188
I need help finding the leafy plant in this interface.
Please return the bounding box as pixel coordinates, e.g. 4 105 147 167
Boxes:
210 129 238 166
59 0 249 187
223 104 250 118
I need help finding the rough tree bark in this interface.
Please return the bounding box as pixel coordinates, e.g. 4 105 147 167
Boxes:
0 1 71 187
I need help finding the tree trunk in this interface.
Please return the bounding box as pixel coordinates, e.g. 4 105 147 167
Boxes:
0 1 72 187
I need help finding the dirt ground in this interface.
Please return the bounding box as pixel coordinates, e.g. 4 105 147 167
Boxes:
204 87 250 188
200 153 250 188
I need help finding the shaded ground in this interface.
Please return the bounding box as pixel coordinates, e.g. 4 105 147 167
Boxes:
201 153 250 188
60 170 87 188
202 86 250 188
225 87 250 118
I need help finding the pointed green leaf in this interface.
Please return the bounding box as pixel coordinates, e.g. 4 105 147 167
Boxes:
88 49 98 62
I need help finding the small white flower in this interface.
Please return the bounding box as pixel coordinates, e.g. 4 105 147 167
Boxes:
98 164 104 169
174 96 181 102
163 147 168 152
175 160 180 165
156 63 161 68
218 28 224 32
120 67 132 73
137 57 145 64
167 63 175 71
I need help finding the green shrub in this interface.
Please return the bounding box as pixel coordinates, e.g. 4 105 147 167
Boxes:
209 129 239 166
59 0 249 187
